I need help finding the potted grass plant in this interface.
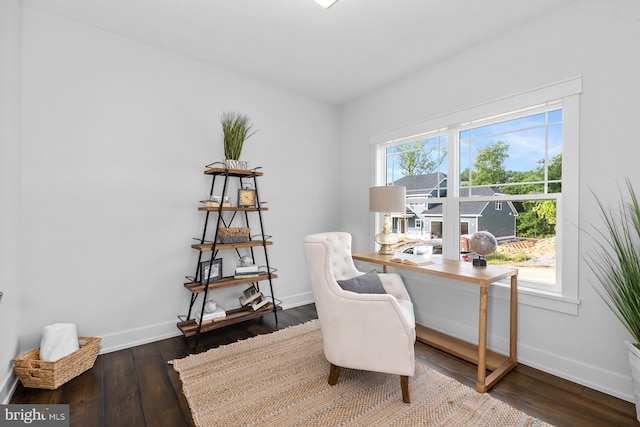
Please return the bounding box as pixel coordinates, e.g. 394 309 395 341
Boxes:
220 111 256 169
588 178 640 420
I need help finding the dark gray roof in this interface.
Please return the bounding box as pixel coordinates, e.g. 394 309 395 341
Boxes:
394 174 517 216
421 201 489 216
419 185 502 216
458 186 500 197
393 173 447 196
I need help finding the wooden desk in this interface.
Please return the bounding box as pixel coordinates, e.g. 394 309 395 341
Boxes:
352 251 518 392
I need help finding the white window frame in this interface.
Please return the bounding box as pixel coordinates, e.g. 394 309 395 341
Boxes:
370 77 582 314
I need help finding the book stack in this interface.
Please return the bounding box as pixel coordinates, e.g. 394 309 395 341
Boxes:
203 196 231 208
234 264 260 279
239 285 270 311
193 306 226 324
249 294 269 311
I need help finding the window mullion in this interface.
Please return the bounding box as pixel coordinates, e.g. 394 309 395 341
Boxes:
544 111 550 194
443 128 460 260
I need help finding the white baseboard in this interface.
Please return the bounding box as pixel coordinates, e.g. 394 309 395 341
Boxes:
517 341 634 403
3 295 318 404
0 372 18 405
8 295 631 404
414 307 634 403
99 320 184 354
279 292 314 310
98 293 316 354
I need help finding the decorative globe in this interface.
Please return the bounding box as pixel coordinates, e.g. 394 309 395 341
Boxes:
204 300 218 313
469 231 498 256
238 255 253 267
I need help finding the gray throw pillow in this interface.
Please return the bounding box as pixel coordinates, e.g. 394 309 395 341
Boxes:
337 272 386 294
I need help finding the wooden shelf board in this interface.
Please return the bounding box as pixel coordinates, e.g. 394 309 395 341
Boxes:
192 241 273 251
184 272 278 293
177 303 281 337
415 324 508 371
198 206 268 212
204 167 263 177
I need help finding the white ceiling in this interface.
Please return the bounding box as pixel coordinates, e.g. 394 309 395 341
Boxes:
25 0 574 105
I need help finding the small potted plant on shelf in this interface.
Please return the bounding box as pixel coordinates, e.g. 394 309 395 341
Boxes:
588 178 640 421
220 111 256 170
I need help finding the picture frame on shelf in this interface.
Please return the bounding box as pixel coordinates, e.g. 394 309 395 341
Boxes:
238 188 256 207
200 258 223 285
242 284 258 299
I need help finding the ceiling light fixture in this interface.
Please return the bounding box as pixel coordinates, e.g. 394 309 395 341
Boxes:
313 0 339 9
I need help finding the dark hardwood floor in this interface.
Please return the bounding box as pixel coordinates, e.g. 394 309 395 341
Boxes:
10 304 638 426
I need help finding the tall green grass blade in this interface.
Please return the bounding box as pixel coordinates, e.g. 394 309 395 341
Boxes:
588 178 640 347
220 111 256 160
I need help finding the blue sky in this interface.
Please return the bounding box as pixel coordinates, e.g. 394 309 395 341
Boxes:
386 109 562 183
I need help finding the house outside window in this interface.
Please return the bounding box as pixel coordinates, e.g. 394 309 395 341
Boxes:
371 78 581 313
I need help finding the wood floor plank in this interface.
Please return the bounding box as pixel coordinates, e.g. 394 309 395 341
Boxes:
10 386 63 405
131 343 191 427
101 350 146 427
61 354 104 427
9 304 638 426
157 338 197 427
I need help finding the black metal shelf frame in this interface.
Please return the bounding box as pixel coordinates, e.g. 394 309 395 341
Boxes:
186 166 278 345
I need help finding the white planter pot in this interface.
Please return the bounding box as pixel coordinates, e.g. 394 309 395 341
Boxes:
225 159 248 170
625 341 640 421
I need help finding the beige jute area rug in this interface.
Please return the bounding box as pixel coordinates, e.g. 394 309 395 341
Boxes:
171 320 553 427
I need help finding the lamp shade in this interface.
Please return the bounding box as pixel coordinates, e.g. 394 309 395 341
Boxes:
369 186 406 213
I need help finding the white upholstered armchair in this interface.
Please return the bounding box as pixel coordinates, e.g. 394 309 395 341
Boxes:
303 232 416 403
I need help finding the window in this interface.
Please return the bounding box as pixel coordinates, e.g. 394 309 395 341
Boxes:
371 78 581 313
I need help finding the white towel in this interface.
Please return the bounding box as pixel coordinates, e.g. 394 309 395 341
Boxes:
39 323 80 362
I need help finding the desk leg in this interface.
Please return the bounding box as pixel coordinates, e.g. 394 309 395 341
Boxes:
479 275 518 392
510 274 518 359
477 284 488 392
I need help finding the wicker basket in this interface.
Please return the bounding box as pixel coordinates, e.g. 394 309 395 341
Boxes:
13 337 100 390
218 227 250 243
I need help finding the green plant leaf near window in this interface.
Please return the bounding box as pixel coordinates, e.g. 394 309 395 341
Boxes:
588 178 640 348
220 111 257 160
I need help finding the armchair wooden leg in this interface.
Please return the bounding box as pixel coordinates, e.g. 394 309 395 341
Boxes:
401 375 410 404
328 364 341 386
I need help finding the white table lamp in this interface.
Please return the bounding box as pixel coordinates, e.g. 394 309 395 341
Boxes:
369 186 406 255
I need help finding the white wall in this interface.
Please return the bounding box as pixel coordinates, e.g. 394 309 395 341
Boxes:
0 0 23 404
339 0 640 401
12 2 339 375
7 0 640 406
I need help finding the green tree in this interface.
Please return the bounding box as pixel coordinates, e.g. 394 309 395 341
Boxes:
532 200 557 226
396 141 445 176
516 201 556 238
505 154 562 238
547 154 562 193
460 167 470 185
472 141 509 185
